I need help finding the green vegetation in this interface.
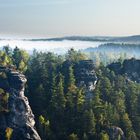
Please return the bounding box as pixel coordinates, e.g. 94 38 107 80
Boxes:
0 88 9 112
1 45 29 72
0 45 29 111
12 46 29 72
85 43 140 66
5 127 13 140
1 46 140 140
24 48 140 140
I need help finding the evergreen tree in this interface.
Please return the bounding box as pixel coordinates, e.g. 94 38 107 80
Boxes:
100 132 109 140
82 133 88 140
120 113 136 140
12 46 29 72
83 109 96 137
57 73 66 110
66 48 87 62
68 133 79 140
38 115 51 140
68 65 76 88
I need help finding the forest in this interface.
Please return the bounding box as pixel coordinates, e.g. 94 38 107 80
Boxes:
0 46 140 140
84 43 140 66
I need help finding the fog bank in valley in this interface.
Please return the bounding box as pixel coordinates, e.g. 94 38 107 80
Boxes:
0 39 102 54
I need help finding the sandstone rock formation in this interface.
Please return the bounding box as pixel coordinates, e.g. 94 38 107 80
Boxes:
74 60 98 99
108 58 140 83
75 60 126 139
0 66 41 140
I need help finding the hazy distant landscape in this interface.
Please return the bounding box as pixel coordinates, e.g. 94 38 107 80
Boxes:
1 35 140 67
0 39 102 54
1 35 140 55
1 0 140 139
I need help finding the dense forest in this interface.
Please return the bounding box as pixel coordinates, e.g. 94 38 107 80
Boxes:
1 46 140 140
84 43 140 66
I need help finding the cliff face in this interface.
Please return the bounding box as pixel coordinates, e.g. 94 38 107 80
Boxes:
0 67 41 140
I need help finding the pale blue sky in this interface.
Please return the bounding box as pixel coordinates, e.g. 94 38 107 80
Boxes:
0 0 140 38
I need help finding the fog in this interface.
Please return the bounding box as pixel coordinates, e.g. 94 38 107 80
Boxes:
0 39 103 54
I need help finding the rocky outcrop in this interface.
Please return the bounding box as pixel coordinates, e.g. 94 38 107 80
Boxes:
0 66 41 140
74 60 98 99
75 60 97 88
123 58 140 82
108 58 140 83
106 126 125 140
107 62 123 74
74 61 126 139
62 60 126 139
62 60 98 98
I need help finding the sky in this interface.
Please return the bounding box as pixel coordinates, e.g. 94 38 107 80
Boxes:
0 0 140 38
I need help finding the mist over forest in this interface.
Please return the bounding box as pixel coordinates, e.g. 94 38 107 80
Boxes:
1 35 140 66
1 36 140 140
1 0 140 139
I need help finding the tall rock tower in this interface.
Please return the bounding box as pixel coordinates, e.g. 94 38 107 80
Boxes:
0 66 41 140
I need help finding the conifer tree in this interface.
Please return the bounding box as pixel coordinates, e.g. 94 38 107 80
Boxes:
83 109 96 136
56 73 66 110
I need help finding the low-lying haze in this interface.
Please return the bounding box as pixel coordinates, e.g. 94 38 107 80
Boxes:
0 39 102 54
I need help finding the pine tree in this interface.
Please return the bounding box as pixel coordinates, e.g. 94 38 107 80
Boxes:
82 133 88 140
38 115 51 140
12 46 29 72
120 113 136 140
68 133 79 140
68 65 76 88
100 131 109 140
112 90 126 114
56 73 66 110
83 109 96 137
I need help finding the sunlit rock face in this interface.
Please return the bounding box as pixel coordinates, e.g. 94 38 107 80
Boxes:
74 60 98 98
0 67 41 140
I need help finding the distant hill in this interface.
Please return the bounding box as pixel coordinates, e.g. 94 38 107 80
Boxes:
27 35 140 43
83 42 140 53
28 36 112 42
111 35 140 42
